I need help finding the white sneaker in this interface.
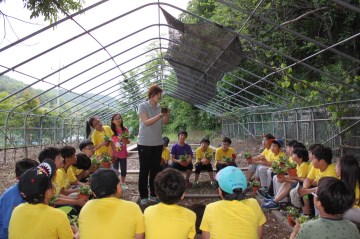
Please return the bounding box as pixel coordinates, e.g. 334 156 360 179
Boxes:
140 198 148 205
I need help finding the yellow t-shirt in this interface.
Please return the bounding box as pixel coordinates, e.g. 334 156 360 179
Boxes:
70 165 83 177
53 168 66 195
354 184 360 208
144 203 196 239
307 164 338 183
9 203 73 239
195 147 214 163
91 125 114 157
200 199 266 239
66 167 77 184
267 151 286 163
79 197 144 239
215 147 236 165
296 162 309 178
162 148 170 162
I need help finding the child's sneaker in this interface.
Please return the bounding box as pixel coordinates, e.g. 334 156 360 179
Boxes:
140 198 149 206
261 200 279 209
148 196 160 203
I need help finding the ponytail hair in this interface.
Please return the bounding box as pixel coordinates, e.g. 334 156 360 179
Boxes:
86 116 97 139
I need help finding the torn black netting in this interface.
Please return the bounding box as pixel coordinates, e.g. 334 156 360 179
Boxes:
162 8 244 105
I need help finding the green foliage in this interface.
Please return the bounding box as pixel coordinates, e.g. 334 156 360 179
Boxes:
21 0 84 23
79 185 92 195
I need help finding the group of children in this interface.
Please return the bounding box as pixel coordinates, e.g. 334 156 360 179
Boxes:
1 122 360 238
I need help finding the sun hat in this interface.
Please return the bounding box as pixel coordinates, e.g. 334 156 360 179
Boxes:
216 166 247 194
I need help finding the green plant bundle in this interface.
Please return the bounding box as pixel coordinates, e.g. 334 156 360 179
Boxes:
273 166 288 175
243 152 252 159
121 131 129 139
159 100 169 114
298 215 311 224
222 156 231 163
286 206 300 217
103 134 112 142
179 154 188 162
251 180 260 187
204 152 214 160
271 161 280 170
48 195 59 205
79 185 92 195
278 156 288 164
286 161 297 169
100 153 112 163
90 156 99 165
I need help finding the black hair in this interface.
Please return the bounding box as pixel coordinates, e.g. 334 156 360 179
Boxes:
38 147 61 163
200 138 210 145
154 168 186 205
338 155 360 195
317 177 355 214
60 145 76 159
292 148 309 162
110 113 126 136
220 188 245 201
162 136 170 147
292 142 306 150
263 134 275 140
222 137 232 145
15 158 39 177
313 146 332 165
178 130 188 138
79 139 94 151
90 169 120 198
308 144 323 153
74 153 91 170
27 179 53 204
86 116 99 139
287 140 298 147
272 140 282 148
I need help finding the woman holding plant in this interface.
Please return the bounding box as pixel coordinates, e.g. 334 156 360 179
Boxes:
111 113 130 189
137 85 170 205
86 116 114 158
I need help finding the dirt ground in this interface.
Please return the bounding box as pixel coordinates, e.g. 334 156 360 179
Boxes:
0 139 291 239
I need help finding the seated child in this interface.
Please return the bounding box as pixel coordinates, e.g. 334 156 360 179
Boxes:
171 130 193 188
200 166 266 238
194 138 215 186
160 136 170 169
79 139 95 158
290 177 360 239
144 168 196 239
78 169 144 239
0 158 39 239
9 159 75 239
71 153 92 182
214 137 237 172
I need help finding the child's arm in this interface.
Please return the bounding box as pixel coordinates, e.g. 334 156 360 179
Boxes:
134 233 144 239
258 225 264 239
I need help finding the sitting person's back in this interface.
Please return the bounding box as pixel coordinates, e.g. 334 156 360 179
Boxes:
200 166 266 239
144 168 196 239
290 177 360 239
78 169 144 239
9 160 74 239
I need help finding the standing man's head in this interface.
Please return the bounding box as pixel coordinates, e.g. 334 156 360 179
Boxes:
79 139 95 158
216 166 247 201
221 137 232 151
315 177 354 215
148 84 163 100
90 169 121 199
155 168 186 205
15 158 39 179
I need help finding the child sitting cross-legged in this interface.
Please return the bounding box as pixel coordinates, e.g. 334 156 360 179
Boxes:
290 177 360 239
144 168 196 239
200 166 266 239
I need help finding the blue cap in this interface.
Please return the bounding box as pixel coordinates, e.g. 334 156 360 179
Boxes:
216 166 247 194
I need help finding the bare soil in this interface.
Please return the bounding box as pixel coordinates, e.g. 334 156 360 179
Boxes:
0 140 291 239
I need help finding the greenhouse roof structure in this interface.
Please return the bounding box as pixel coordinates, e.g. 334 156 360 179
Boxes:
0 0 360 158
